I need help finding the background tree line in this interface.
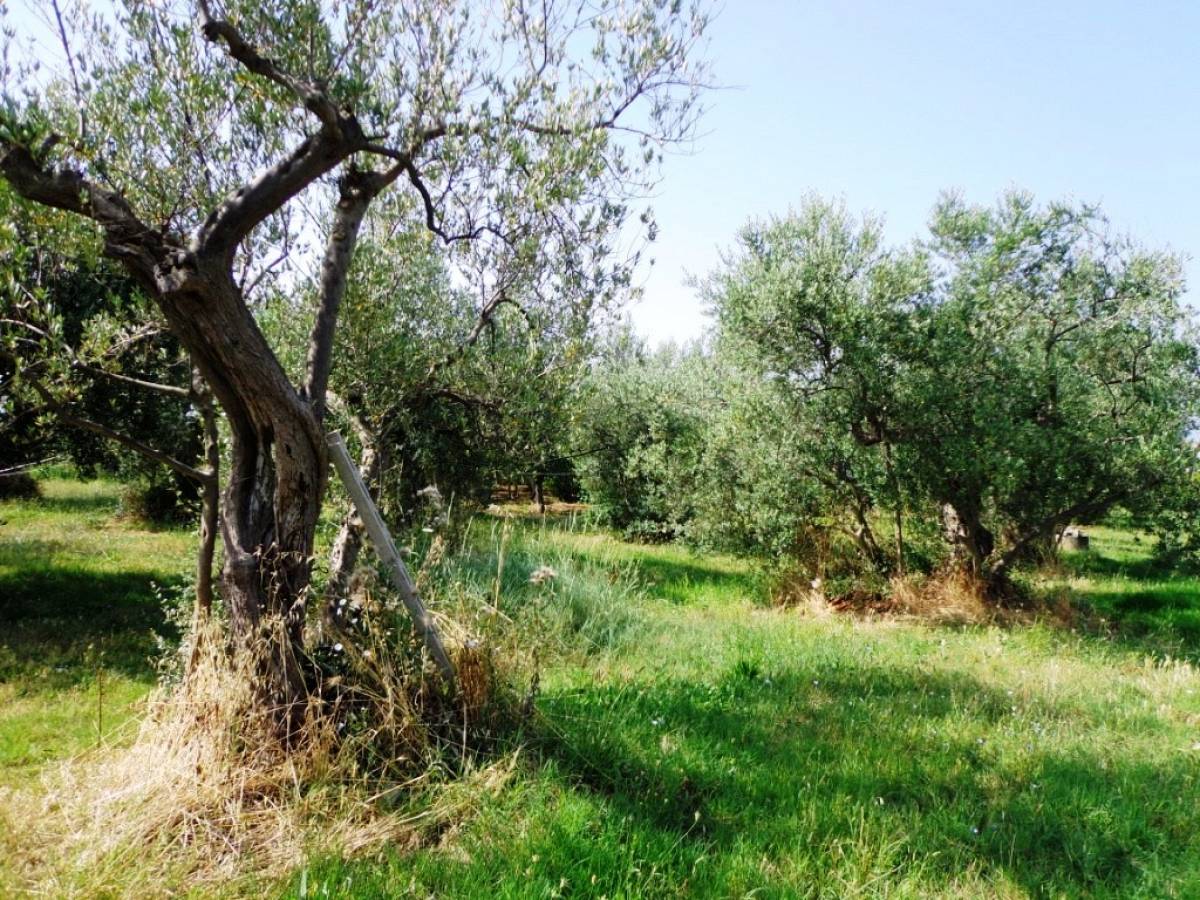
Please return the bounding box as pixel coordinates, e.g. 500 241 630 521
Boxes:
9 187 1199 607
570 193 1200 598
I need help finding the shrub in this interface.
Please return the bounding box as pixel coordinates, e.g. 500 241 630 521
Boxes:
0 471 39 500
118 476 197 525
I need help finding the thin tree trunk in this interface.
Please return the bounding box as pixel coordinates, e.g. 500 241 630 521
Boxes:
193 370 220 619
531 473 545 515
883 441 904 575
850 498 886 572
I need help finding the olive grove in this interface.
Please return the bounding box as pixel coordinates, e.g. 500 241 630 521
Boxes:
577 194 1200 596
0 0 710 718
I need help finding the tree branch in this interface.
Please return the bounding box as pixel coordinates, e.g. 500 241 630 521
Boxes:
991 486 1144 577
194 126 363 263
197 0 340 128
303 161 407 419
11 360 213 485
403 160 485 244
58 410 213 484
0 141 163 284
74 363 191 399
49 0 87 140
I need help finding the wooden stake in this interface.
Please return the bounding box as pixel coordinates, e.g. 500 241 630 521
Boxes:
326 432 456 691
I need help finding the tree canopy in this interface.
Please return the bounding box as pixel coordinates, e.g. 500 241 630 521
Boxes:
0 0 712 719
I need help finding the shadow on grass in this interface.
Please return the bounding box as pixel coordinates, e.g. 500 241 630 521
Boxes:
1059 547 1172 582
1078 590 1200 662
527 664 1195 897
1050 549 1200 659
629 555 758 605
25 489 120 517
0 564 177 688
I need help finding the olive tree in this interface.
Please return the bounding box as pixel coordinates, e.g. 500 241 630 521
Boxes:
571 333 710 539
704 198 928 574
0 0 709 714
707 193 1200 588
910 193 1199 578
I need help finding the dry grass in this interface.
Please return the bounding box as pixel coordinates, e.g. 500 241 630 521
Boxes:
4 610 512 898
796 569 1039 627
887 569 993 624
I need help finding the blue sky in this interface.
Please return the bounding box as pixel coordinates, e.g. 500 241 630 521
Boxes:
633 0 1200 343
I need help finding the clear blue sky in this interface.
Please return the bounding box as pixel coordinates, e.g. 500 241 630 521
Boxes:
632 0 1200 344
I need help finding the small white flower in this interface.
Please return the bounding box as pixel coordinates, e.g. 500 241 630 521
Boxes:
529 565 558 585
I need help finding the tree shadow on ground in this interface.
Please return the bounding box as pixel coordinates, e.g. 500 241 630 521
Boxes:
0 559 177 689
1076 589 1200 663
21 489 120 517
530 663 1198 897
627 555 757 604
1059 547 1170 582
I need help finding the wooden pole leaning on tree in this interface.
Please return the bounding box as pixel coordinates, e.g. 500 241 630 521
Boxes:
326 432 456 692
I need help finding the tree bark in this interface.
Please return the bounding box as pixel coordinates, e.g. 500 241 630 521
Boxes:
941 501 994 575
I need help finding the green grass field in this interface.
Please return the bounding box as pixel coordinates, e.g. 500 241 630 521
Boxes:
0 479 192 790
2 481 1199 897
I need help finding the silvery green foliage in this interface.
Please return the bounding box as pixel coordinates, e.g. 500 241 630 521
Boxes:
571 329 710 539
705 193 1200 578
1 0 711 325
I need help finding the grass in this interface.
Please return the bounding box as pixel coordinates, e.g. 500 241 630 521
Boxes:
1047 525 1200 656
3 483 1199 897
296 525 1200 898
0 478 192 789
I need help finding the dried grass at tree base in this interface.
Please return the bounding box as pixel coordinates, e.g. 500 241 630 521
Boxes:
886 569 993 624
10 616 512 897
795 569 1027 627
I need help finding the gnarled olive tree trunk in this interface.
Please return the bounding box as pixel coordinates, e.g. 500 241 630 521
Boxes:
940 501 995 576
161 267 327 705
0 109 383 719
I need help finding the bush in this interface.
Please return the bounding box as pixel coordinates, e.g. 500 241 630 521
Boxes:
118 476 197 525
572 342 709 537
0 472 39 500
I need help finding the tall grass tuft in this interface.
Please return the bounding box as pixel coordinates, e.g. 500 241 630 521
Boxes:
428 517 651 657
14 585 514 896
